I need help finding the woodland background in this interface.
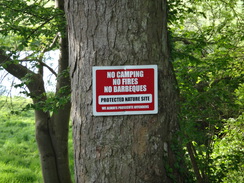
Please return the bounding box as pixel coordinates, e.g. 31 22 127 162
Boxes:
0 0 243 182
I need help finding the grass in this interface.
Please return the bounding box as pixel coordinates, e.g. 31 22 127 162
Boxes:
0 96 74 183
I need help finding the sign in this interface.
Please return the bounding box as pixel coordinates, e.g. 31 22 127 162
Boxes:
93 65 158 116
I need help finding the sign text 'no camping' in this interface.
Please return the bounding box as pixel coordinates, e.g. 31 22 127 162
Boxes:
93 65 158 116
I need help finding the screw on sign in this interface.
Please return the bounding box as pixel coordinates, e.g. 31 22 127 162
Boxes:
93 65 158 116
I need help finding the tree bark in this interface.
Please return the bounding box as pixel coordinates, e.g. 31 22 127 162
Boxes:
48 22 72 183
46 0 72 182
65 0 183 182
186 142 204 183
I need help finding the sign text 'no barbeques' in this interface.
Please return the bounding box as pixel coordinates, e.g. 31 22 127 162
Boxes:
93 65 158 116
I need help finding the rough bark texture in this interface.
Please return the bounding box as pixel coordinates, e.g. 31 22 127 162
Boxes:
49 0 72 182
65 0 182 182
33 32 72 183
48 23 72 183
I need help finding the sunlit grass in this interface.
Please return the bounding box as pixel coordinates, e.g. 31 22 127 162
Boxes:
0 96 74 183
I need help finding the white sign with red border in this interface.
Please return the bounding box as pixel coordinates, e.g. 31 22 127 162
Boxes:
93 65 158 116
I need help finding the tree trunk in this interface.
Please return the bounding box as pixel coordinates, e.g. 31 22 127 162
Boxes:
186 142 204 183
46 0 72 182
65 0 183 182
48 22 72 183
31 32 72 182
36 10 72 183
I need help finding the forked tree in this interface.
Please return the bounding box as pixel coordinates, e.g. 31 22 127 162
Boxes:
0 0 72 182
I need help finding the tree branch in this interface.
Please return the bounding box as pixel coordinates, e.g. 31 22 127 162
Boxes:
0 50 34 79
172 36 216 45
39 32 60 55
0 50 45 97
186 142 204 183
39 60 58 77
36 33 60 76
14 33 60 77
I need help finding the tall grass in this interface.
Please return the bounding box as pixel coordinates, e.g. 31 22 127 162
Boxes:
0 96 74 183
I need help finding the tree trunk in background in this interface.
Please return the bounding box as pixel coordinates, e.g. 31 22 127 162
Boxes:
0 45 71 183
66 0 183 182
0 0 72 181
46 0 72 182
36 0 72 181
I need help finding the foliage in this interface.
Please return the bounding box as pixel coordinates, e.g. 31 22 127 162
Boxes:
0 0 65 96
211 114 244 182
0 0 243 182
210 84 244 182
169 0 244 182
0 96 74 182
0 0 70 110
23 85 71 113
0 0 65 51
